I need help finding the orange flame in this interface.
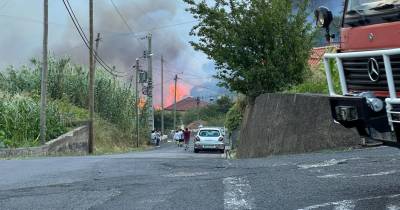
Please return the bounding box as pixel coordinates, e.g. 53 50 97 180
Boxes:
139 96 147 109
165 82 191 107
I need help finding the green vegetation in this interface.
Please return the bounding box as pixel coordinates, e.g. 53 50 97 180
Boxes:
0 93 66 148
225 96 247 131
154 110 179 131
184 0 314 100
182 96 233 126
0 57 147 151
288 56 341 94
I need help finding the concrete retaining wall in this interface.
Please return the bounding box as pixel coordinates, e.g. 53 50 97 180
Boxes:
237 93 360 158
0 126 88 158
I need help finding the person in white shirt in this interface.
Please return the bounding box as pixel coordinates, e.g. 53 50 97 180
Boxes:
151 130 157 145
173 129 180 146
178 129 184 147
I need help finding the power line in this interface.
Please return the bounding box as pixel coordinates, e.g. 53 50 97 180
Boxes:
0 14 197 36
63 0 126 77
64 0 116 73
109 0 135 34
114 20 199 36
0 0 10 11
108 0 146 49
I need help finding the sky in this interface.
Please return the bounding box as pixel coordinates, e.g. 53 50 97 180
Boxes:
0 0 343 106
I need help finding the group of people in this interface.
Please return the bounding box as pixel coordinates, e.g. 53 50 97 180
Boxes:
150 130 161 147
173 128 191 150
151 128 192 150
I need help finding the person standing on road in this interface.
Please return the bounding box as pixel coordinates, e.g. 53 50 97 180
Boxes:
155 130 161 147
174 129 180 146
151 130 157 146
183 128 191 151
178 129 184 147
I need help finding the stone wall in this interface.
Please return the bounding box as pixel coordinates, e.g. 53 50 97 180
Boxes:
237 93 360 158
0 126 88 158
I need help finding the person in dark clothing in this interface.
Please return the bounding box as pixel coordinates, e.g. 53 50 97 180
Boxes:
183 128 191 150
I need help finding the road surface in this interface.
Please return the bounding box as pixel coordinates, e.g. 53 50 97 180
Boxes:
1 142 400 209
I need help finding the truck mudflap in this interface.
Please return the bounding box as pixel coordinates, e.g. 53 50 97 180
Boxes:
328 96 400 146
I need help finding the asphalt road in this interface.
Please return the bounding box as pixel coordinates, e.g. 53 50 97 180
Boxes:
1 142 400 210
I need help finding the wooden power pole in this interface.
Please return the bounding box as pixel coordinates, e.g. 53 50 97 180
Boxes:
173 74 178 130
39 0 48 145
161 56 164 135
88 0 94 154
135 58 140 148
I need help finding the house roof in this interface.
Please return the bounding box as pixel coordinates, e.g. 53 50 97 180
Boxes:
165 97 208 112
308 45 339 69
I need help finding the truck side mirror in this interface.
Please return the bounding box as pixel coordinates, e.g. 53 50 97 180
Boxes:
314 6 334 43
314 6 333 29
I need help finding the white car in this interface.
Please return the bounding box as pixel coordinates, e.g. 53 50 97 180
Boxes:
194 128 225 153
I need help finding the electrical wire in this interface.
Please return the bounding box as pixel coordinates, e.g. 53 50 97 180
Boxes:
109 0 147 50
64 0 125 75
63 0 126 77
0 0 10 11
109 0 135 34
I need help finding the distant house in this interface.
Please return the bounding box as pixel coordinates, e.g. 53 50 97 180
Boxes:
308 45 339 69
165 97 208 112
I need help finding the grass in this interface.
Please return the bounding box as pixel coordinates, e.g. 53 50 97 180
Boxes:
0 92 67 148
93 118 151 155
0 57 150 153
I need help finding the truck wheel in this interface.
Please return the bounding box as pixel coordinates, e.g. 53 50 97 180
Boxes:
194 149 199 153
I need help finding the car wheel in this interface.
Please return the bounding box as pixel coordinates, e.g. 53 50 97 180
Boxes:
219 149 225 154
194 149 199 153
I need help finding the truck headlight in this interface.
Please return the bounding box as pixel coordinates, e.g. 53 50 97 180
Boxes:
335 106 358 121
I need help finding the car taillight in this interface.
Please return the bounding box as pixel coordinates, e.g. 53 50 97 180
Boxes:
195 136 200 141
218 137 224 141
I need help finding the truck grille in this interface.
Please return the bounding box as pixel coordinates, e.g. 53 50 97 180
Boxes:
343 55 400 91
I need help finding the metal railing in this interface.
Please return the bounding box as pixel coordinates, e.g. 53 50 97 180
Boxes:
323 48 400 129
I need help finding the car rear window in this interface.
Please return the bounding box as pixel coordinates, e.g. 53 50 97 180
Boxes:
199 130 220 137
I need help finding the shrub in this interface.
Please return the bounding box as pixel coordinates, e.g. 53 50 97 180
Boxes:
0 57 139 134
0 93 67 148
288 57 341 94
225 96 247 131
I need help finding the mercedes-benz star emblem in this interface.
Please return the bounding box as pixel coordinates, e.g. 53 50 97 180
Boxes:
368 33 375 41
367 58 380 82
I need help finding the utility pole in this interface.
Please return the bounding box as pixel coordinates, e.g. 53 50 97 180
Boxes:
135 58 140 148
161 56 164 135
196 96 200 121
88 0 94 154
173 74 178 130
39 0 48 145
94 33 101 70
146 33 154 131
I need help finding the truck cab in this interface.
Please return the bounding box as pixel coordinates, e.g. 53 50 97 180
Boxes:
316 0 400 147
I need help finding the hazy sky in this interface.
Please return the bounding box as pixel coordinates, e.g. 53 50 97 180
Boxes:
0 0 344 105
0 0 229 106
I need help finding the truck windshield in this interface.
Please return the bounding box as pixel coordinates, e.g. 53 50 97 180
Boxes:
345 0 400 26
347 0 400 14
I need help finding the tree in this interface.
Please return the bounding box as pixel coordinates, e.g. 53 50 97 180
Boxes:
154 110 178 131
182 96 233 125
216 95 233 113
184 0 314 100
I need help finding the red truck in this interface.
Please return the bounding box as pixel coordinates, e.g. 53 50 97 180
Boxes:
315 0 400 147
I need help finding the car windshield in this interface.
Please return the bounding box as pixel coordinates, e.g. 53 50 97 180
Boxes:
347 0 400 13
199 130 220 137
